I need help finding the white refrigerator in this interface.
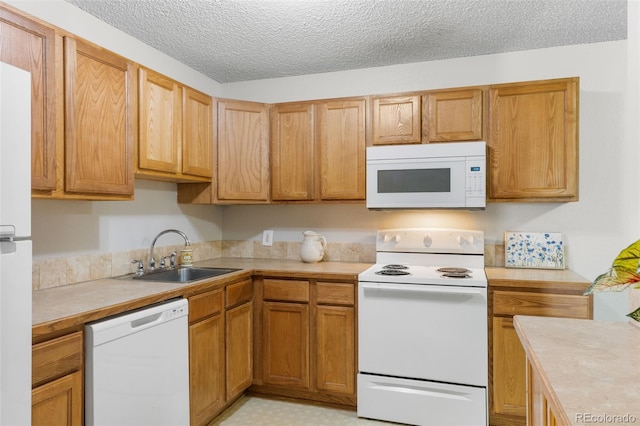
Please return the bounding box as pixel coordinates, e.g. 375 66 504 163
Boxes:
0 62 32 425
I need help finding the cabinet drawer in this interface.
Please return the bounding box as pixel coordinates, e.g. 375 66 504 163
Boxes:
226 279 253 308
32 331 83 387
317 282 354 306
493 290 590 318
263 279 309 302
190 288 224 323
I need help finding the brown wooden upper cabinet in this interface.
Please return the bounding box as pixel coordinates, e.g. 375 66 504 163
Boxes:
0 6 58 192
137 67 213 182
317 99 366 200
270 103 315 201
217 99 270 202
425 89 483 142
270 98 366 202
64 36 135 197
488 77 579 202
371 88 483 145
371 95 421 145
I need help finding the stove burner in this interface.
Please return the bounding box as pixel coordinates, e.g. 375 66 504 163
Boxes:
375 269 411 276
382 264 409 270
437 267 471 274
442 272 472 278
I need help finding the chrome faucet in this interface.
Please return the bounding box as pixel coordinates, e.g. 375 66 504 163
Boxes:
149 229 190 271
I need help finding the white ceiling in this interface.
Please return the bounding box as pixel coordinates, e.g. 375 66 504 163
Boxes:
64 0 627 84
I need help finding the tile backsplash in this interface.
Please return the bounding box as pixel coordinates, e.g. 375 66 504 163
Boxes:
32 240 505 290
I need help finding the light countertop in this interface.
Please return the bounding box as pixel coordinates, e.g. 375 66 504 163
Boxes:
32 257 371 340
33 259 592 341
514 315 640 426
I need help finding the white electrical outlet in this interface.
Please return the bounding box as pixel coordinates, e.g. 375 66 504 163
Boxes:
262 230 274 246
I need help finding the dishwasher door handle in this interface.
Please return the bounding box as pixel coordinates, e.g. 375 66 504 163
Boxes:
130 312 163 329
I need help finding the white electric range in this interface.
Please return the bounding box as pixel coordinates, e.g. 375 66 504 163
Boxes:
357 228 488 426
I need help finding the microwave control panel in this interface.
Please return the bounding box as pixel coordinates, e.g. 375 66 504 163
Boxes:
465 158 486 202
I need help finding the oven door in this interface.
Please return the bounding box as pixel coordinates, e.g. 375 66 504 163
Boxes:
358 281 487 387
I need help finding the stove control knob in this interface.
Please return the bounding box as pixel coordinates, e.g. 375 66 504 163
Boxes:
423 234 432 247
383 233 400 243
457 235 469 246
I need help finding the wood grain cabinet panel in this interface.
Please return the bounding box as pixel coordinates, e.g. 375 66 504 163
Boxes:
217 99 270 201
182 86 213 178
270 103 315 201
64 36 134 196
0 6 58 191
426 88 483 142
32 371 83 426
316 305 355 395
317 99 366 200
488 77 579 202
262 301 310 388
371 95 421 145
189 313 224 426
226 301 253 401
138 67 181 174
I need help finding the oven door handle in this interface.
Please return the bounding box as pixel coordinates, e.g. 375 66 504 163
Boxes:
360 282 485 296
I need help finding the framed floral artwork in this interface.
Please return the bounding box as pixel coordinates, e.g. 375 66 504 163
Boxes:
505 232 565 269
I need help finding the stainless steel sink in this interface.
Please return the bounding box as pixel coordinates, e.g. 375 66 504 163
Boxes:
131 267 240 283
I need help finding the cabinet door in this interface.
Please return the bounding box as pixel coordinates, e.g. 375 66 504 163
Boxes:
217 100 269 201
226 301 253 401
317 99 366 200
315 305 355 395
32 371 83 426
426 89 483 142
492 316 527 418
262 301 309 388
183 87 213 178
0 7 57 191
64 37 134 196
488 78 578 202
270 103 315 201
371 95 421 145
189 314 224 426
138 67 181 174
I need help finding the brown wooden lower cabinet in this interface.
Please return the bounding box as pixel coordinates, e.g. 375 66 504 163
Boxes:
226 300 253 400
188 280 254 426
252 277 357 406
32 370 83 425
263 301 310 388
489 283 592 426
32 331 84 426
189 310 225 426
315 305 355 395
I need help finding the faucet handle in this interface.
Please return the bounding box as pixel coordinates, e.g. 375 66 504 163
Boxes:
170 252 177 268
131 259 144 276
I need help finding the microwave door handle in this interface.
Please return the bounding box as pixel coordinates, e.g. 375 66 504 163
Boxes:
360 282 484 296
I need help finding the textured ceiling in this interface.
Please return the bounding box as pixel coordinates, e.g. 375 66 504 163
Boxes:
64 0 627 84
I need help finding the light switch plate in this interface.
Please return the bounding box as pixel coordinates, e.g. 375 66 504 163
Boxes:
262 230 273 246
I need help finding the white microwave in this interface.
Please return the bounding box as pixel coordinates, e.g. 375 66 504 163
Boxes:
366 141 486 210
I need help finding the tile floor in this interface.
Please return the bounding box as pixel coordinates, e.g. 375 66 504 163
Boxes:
209 395 394 426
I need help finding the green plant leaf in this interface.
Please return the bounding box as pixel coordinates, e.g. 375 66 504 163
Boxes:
612 239 640 272
584 267 640 295
584 240 640 295
627 306 640 323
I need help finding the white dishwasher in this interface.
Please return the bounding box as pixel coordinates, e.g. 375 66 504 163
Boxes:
85 298 190 426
